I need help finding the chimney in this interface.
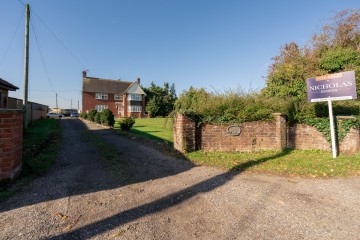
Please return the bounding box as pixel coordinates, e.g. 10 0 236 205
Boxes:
136 78 140 84
82 70 87 78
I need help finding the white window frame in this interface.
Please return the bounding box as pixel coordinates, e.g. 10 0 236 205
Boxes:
95 93 108 100
95 105 108 112
127 94 142 101
127 105 142 112
114 94 122 100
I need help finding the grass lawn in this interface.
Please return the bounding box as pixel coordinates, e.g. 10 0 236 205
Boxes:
115 117 173 144
114 117 360 177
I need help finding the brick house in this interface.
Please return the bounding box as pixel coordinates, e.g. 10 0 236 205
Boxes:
82 71 146 118
0 77 19 108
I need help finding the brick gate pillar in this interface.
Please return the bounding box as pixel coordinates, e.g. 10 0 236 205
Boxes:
173 114 196 153
0 109 23 181
274 113 287 151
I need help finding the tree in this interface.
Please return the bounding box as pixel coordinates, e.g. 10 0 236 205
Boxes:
263 42 308 101
143 82 177 117
174 87 211 113
262 8 360 122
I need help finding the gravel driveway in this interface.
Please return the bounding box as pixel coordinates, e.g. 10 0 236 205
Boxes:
1 118 359 240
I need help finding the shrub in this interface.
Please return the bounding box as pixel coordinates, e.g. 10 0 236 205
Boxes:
100 109 115 127
88 109 97 122
119 117 135 131
79 112 86 119
94 112 101 124
174 87 288 124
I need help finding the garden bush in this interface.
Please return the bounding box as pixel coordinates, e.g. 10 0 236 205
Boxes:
94 112 101 124
88 109 97 122
100 109 115 127
79 112 87 119
119 117 135 131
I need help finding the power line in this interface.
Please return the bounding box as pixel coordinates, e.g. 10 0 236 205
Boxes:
30 89 81 92
31 11 87 69
16 2 87 70
17 0 26 7
0 8 24 70
31 19 57 93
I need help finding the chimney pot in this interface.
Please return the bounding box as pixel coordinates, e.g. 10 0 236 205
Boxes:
136 78 140 84
82 70 87 78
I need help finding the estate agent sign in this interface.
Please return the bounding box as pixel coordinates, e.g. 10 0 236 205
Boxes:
306 70 357 158
306 70 357 102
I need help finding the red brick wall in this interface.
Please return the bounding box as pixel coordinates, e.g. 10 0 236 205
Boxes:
200 113 287 152
339 128 360 154
174 114 287 153
287 124 331 151
173 114 196 152
0 110 23 181
174 114 360 154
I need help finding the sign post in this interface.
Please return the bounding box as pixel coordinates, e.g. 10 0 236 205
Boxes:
306 71 357 158
327 99 337 158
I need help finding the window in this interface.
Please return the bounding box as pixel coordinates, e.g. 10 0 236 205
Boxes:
127 105 142 112
95 93 108 100
95 105 108 112
127 94 142 101
114 94 122 100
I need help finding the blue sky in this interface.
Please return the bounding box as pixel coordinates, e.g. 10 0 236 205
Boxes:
1 0 359 109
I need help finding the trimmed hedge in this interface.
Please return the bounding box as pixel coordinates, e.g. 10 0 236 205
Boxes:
81 109 115 127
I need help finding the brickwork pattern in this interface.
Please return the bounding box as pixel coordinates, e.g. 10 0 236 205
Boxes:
339 128 360 154
173 114 196 153
200 121 279 152
174 113 359 154
287 124 331 151
0 110 23 181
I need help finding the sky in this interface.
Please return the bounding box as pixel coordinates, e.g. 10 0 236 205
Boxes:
0 0 359 109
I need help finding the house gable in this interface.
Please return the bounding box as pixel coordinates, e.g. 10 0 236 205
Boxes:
124 83 146 95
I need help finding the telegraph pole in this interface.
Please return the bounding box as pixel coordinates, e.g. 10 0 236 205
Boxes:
56 93 58 110
23 4 30 129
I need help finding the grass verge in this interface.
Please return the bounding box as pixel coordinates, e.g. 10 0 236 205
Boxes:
0 119 61 201
186 149 360 177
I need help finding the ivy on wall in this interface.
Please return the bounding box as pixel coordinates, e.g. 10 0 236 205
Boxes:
305 117 360 144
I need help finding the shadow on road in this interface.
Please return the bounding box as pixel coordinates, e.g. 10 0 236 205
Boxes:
49 150 289 239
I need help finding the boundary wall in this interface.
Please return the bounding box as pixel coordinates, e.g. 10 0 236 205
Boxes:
0 109 23 181
174 113 360 155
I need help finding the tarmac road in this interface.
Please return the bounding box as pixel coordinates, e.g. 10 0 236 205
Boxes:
0 118 359 239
